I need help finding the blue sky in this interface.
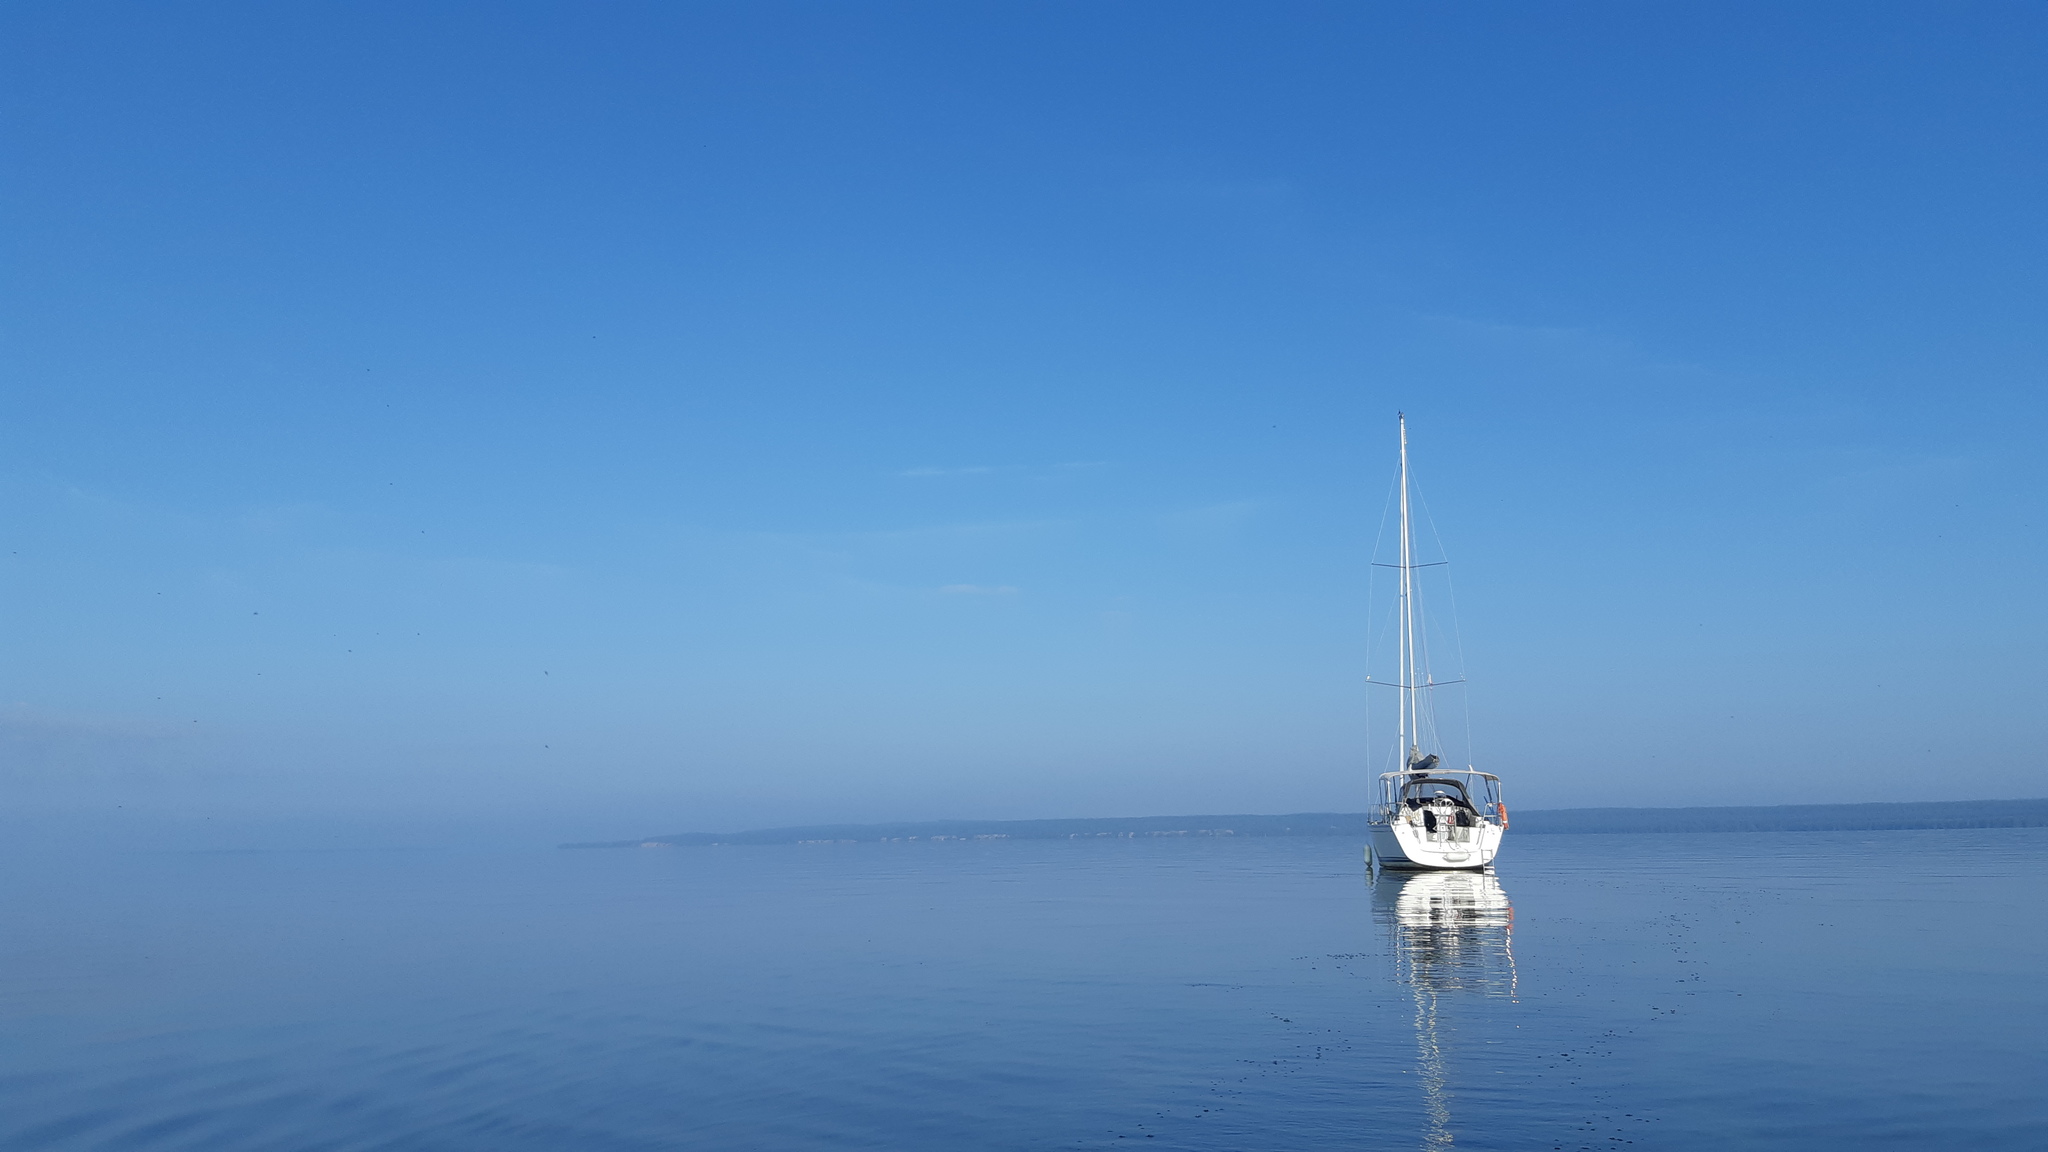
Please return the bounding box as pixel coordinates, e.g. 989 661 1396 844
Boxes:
5 2 2045 845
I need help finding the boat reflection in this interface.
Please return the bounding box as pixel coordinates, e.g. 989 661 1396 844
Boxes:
1371 868 1516 1149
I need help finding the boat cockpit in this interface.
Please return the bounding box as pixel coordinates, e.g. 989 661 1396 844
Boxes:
1374 768 1504 831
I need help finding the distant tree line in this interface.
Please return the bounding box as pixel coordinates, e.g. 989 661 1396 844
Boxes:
561 798 2048 848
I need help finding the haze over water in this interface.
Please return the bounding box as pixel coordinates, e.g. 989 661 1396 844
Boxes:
6 829 2041 1150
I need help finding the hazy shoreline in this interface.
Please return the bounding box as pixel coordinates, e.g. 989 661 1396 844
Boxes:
566 798 2048 848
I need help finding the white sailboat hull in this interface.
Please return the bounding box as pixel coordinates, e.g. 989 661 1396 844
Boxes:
1369 818 1503 871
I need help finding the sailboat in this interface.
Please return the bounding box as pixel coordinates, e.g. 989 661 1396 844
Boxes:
1366 414 1507 871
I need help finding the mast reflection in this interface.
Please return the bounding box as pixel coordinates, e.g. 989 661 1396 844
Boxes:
1371 868 1516 1149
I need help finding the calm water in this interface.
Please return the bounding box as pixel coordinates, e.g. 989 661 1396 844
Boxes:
3 829 2043 1150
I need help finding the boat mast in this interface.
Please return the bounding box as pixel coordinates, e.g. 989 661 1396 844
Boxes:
1398 413 1417 766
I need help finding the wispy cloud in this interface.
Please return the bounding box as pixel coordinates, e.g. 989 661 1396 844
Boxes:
705 519 1066 580
237 501 334 533
801 519 1065 548
1162 500 1259 540
1812 450 1975 501
1129 177 1299 212
899 466 998 478
898 462 1112 480
1414 312 1723 382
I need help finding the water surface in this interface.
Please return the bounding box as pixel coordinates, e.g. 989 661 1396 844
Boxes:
3 829 2042 1149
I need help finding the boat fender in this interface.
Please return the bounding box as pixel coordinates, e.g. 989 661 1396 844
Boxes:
1496 802 1510 829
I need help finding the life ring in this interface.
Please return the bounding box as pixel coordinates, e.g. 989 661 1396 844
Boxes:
1496 802 1510 829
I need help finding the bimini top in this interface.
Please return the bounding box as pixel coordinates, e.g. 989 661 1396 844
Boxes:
1380 769 1500 815
1376 768 1500 784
